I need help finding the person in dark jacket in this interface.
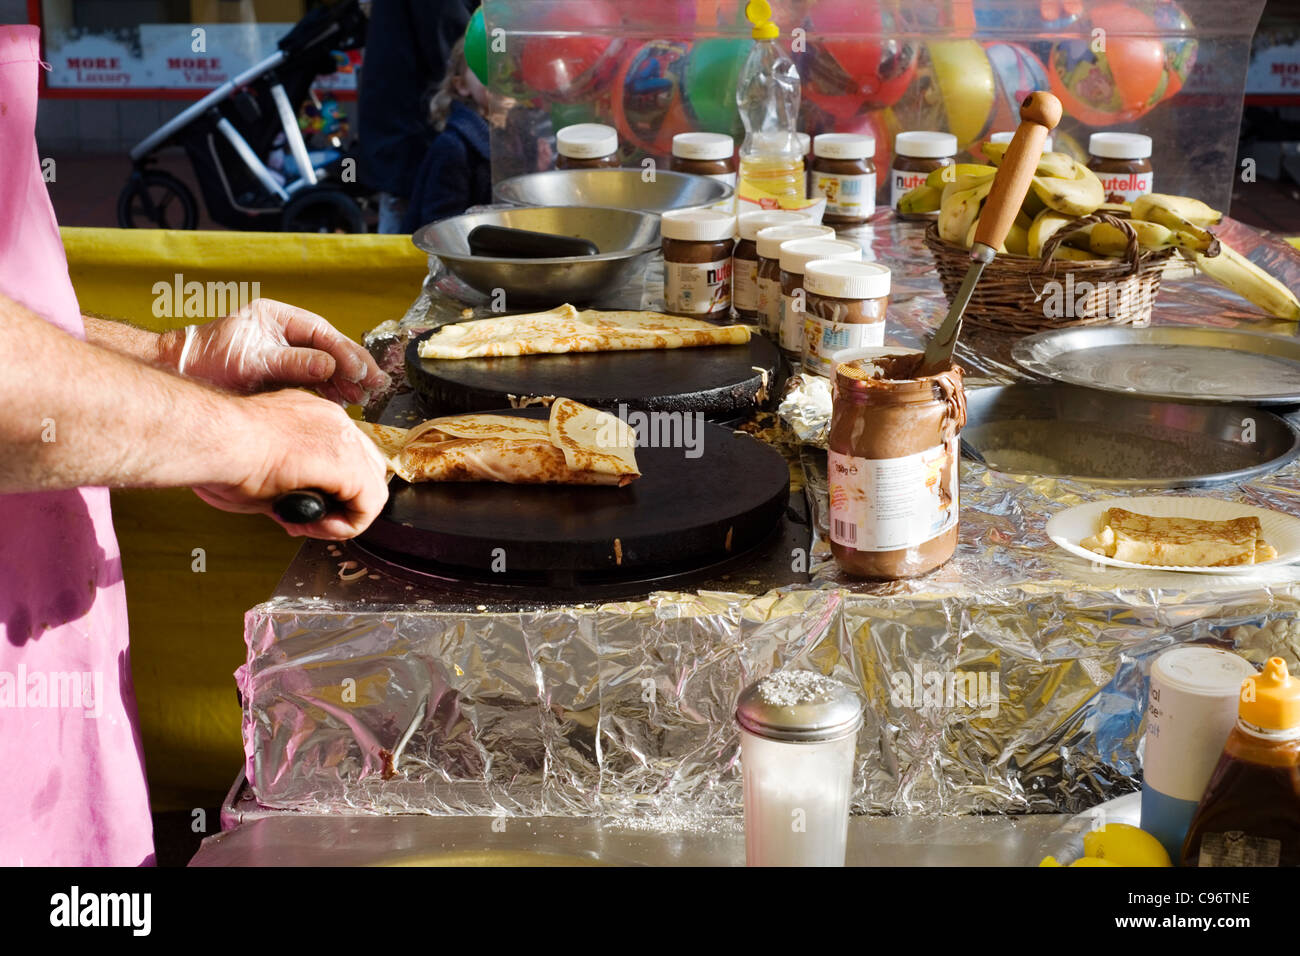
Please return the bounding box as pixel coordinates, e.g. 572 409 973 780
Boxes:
402 38 493 231
359 0 478 232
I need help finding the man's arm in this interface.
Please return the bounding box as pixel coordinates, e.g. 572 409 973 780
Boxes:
1 294 388 539
81 314 180 366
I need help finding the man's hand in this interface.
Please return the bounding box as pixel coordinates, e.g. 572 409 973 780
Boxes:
164 298 390 405
193 388 391 540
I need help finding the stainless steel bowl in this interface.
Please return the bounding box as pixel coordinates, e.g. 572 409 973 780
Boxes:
493 168 733 214
412 205 660 306
963 383 1300 487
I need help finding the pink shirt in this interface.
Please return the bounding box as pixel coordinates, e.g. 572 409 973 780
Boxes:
0 26 154 865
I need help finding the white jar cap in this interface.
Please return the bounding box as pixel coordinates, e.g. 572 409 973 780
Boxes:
989 130 1054 151
755 223 835 259
1089 132 1153 159
556 123 619 159
672 131 735 161
796 132 811 155
738 209 809 241
660 208 736 242
895 131 958 159
814 132 875 160
779 238 863 274
805 259 890 299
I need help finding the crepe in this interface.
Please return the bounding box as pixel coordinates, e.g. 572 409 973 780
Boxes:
1080 508 1278 567
416 304 751 360
354 400 640 486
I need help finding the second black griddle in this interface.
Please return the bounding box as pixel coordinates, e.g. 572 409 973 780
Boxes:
359 407 790 579
406 327 780 421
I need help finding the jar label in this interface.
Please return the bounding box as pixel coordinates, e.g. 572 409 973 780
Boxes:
890 168 932 211
802 317 885 377
828 445 958 551
813 171 875 219
1096 170 1153 204
779 292 804 353
665 257 732 315
1197 832 1282 867
756 275 783 337
733 257 758 313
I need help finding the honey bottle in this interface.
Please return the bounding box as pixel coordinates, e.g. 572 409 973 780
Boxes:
1180 657 1300 867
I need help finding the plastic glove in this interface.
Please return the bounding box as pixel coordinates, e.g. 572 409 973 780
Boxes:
175 298 389 405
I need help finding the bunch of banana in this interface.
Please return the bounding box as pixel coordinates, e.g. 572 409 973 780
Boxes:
983 141 1105 217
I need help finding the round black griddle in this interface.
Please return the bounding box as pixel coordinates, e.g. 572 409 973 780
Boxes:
359 408 790 578
406 328 780 421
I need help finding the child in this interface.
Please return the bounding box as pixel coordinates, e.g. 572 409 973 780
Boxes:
402 37 492 231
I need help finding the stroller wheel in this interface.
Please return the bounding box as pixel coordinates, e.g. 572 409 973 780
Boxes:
281 188 367 234
117 169 199 229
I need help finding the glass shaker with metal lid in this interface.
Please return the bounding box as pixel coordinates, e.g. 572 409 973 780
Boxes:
736 670 863 867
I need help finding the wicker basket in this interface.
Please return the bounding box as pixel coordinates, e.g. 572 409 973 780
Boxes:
922 213 1174 335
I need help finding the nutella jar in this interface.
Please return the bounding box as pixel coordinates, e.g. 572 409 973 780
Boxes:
828 348 966 580
811 133 876 226
661 209 735 320
754 223 834 339
801 259 891 378
556 123 620 169
671 132 736 185
734 210 808 322
891 131 957 216
776 237 863 361
1088 132 1153 204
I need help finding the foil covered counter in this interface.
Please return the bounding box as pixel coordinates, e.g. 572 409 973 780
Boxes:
241 214 1300 821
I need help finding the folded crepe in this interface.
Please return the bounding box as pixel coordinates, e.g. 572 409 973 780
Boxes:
1081 507 1278 567
354 398 640 486
416 304 751 360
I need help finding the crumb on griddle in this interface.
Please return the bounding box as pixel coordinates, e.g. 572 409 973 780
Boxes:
614 538 623 565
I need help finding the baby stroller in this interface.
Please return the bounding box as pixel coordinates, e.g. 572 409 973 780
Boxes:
119 0 371 232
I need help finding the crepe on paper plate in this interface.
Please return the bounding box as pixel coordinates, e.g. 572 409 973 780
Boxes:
1046 496 1300 574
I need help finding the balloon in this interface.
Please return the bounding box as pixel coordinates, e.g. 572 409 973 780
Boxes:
923 39 996 151
611 39 694 156
1145 0 1198 101
1048 3 1167 126
682 38 749 137
799 0 917 114
983 42 1051 138
515 1 623 101
464 7 488 86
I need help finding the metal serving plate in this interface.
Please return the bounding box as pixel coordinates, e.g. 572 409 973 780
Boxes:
494 168 733 214
1012 326 1300 405
963 384 1300 488
412 205 659 305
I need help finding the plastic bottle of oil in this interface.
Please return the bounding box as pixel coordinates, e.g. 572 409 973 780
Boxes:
1180 657 1300 867
735 0 804 202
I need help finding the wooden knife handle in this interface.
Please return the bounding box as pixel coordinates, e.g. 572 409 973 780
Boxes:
973 91 1063 253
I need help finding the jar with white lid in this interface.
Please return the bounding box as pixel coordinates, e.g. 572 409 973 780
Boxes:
734 210 809 322
777 237 863 360
1087 132 1154 203
891 131 957 215
811 132 876 226
754 223 835 339
660 209 735 320
555 123 620 169
802 259 891 378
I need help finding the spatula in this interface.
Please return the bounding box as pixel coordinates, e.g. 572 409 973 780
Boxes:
917 92 1063 377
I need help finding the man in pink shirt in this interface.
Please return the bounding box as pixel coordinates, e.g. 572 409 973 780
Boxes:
0 25 390 865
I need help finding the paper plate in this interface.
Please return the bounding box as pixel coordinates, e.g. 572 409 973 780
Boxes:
1045 496 1300 574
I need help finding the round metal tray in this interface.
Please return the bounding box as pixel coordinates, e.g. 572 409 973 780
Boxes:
1012 326 1300 406
962 384 1300 487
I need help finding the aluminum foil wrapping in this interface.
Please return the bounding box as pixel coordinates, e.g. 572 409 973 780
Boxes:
242 213 1300 820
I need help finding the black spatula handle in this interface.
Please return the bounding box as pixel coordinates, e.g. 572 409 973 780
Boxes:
273 490 335 524
467 224 599 259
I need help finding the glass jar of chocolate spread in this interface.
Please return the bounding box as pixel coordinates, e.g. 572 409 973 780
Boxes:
828 348 966 580
801 259 891 378
811 132 876 226
754 223 834 339
671 132 736 184
890 131 956 216
555 123 620 169
734 210 808 323
1087 132 1153 204
777 238 863 362
661 209 735 320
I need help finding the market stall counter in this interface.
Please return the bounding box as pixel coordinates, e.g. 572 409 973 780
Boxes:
219 213 1300 862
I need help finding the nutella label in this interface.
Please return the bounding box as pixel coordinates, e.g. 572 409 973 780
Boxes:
802 317 885 377
1096 170 1153 204
757 275 782 337
779 292 804 353
665 258 732 315
813 171 876 219
890 168 929 211
829 444 957 551
733 257 758 313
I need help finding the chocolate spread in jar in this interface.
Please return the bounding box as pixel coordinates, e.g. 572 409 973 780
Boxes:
555 123 620 170
1087 132 1153 204
828 350 966 580
890 131 956 217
